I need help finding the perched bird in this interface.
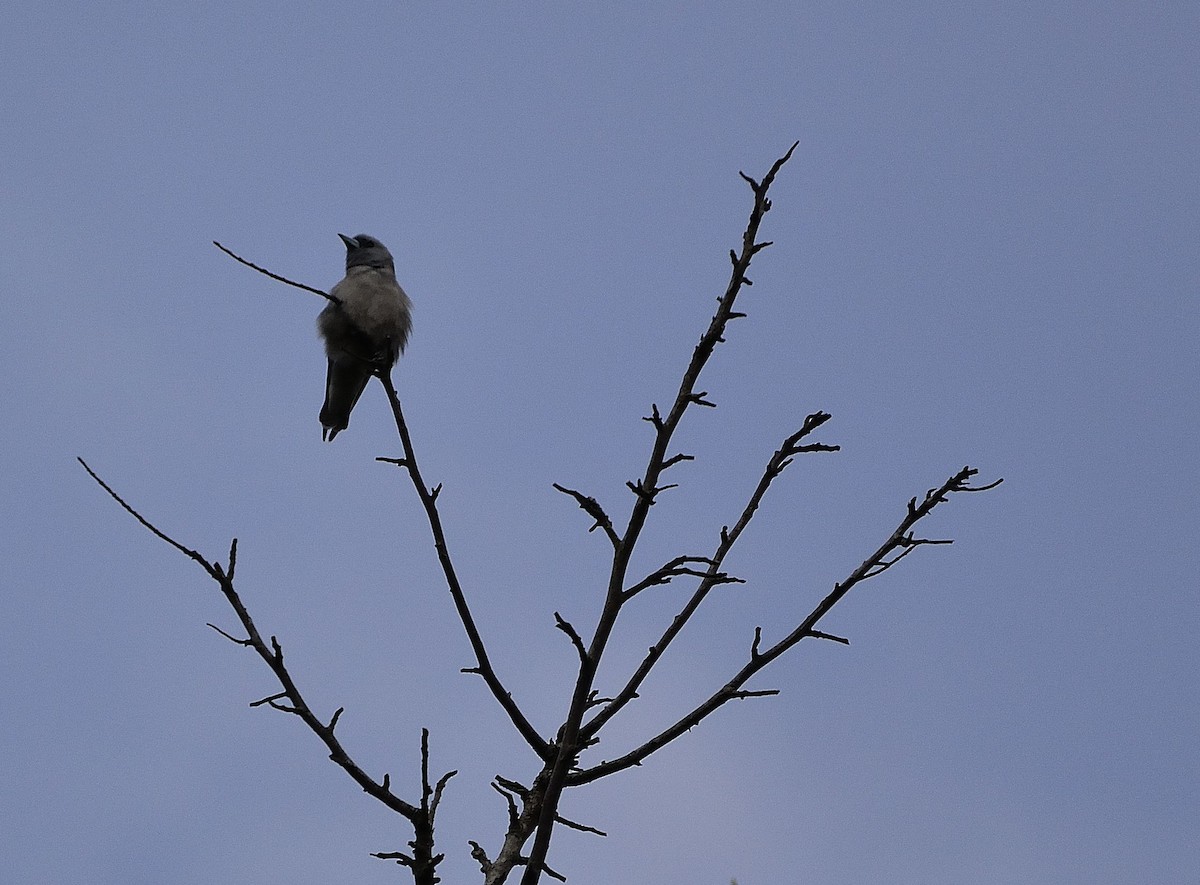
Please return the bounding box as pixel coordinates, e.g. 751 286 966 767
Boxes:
317 234 412 441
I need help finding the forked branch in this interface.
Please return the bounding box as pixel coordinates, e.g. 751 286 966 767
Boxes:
519 143 801 885
78 457 450 885
582 410 838 739
568 466 1002 785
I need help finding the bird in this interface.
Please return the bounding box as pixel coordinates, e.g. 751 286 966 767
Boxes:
317 234 412 441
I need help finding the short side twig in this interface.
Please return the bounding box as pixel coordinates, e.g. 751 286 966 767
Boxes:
552 483 620 548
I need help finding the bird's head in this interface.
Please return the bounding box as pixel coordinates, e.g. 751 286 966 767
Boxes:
339 233 395 272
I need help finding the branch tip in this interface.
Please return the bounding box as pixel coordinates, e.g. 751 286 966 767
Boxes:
960 475 1004 492
807 629 850 646
212 240 340 303
738 170 761 191
206 622 251 646
662 452 694 470
554 612 588 663
249 691 287 708
733 688 780 699
553 482 619 547
556 813 608 837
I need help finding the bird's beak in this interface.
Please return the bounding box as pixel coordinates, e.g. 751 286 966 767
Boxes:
338 233 359 250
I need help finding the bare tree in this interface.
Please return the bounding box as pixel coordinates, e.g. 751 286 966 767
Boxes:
82 144 1000 884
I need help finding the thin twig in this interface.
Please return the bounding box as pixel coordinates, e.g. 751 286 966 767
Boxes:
554 612 588 664
206 622 252 645
555 814 607 837
430 768 456 821
622 555 741 600
77 458 216 576
212 240 340 304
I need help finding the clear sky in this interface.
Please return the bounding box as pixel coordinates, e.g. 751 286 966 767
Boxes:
2 3 1197 884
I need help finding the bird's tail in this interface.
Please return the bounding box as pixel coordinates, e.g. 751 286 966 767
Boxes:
320 353 372 441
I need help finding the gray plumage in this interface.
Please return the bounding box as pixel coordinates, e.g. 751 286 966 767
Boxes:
317 234 412 441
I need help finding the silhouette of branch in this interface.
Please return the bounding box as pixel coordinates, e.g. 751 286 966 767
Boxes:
568 466 1000 786
473 769 553 885
622 555 741 601
78 458 453 884
582 410 837 740
212 240 341 304
377 373 551 762
374 729 456 881
552 483 620 548
554 612 587 664
519 142 801 885
554 814 607 837
160 144 994 885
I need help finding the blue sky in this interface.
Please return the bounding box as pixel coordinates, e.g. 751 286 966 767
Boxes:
2 3 1197 883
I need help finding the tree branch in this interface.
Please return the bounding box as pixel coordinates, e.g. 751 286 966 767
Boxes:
581 410 837 739
621 555 740 601
519 142 801 885
554 612 587 664
476 769 554 885
568 466 1000 785
77 459 452 880
377 373 551 762
551 483 620 548
212 240 341 304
